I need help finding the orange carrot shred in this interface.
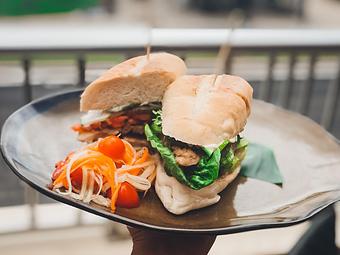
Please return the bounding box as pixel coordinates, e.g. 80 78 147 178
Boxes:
52 137 155 213
110 183 121 212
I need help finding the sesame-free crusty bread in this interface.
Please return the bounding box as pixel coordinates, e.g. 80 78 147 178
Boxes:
155 164 241 215
162 74 253 146
80 52 186 112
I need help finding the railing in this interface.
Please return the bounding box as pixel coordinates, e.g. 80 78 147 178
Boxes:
1 28 339 129
0 28 340 232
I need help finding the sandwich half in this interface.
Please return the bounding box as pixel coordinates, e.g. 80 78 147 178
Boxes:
145 74 253 214
73 52 186 144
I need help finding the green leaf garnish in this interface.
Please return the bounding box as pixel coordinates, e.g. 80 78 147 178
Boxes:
188 148 221 189
240 143 284 184
150 109 162 134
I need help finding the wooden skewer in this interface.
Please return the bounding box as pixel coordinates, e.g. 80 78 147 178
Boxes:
214 9 245 75
215 44 232 75
146 44 151 61
146 29 152 61
212 73 219 87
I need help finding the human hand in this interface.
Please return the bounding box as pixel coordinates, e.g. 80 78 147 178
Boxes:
128 227 216 255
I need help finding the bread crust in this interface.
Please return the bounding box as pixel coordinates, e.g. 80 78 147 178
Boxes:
80 52 186 112
162 74 253 146
155 164 241 215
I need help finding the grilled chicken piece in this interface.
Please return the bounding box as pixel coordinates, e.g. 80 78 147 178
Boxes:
172 147 200 166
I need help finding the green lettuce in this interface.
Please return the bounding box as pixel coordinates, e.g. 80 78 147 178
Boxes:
144 124 195 188
150 109 162 134
145 124 238 190
219 136 248 175
189 148 221 189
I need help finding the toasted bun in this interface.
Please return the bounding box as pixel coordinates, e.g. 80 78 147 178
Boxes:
162 74 253 146
80 52 186 112
155 164 241 215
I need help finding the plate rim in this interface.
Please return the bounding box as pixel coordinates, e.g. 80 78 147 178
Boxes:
1 89 339 235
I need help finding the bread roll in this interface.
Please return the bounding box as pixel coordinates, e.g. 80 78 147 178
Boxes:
155 164 241 215
162 74 253 146
80 52 186 112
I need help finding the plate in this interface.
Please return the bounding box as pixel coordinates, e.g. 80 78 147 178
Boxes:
1 89 340 234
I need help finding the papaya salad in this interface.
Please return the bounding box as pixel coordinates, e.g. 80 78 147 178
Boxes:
50 136 160 211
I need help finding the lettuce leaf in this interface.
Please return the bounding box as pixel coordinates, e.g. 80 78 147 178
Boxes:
240 143 284 184
219 137 247 176
150 109 162 134
145 124 222 190
188 148 221 189
220 148 238 174
144 124 194 188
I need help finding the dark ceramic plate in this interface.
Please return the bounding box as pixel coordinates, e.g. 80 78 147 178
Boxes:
1 89 340 235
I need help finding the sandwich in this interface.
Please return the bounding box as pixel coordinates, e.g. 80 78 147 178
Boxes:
70 52 253 215
72 52 186 145
145 74 253 214
50 52 186 211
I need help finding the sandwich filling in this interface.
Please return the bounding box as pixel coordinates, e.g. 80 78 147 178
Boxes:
73 102 161 145
73 105 248 191
145 110 248 190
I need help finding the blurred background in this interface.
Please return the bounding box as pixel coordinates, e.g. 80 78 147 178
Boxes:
0 0 340 254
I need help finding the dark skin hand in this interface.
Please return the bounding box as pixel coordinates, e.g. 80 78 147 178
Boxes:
128 227 216 255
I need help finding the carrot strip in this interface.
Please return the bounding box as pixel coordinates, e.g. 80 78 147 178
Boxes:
135 147 149 164
63 178 69 189
110 183 121 212
53 153 115 186
52 136 156 213
122 140 136 165
129 147 150 175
